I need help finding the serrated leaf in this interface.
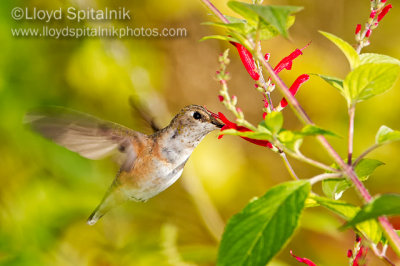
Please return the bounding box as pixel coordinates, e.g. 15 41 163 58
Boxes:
217 181 310 266
319 31 360 70
314 74 344 94
360 53 400 66
300 125 339 137
312 196 382 243
200 35 240 43
354 158 384 179
344 63 400 104
228 1 303 38
345 194 400 228
221 129 273 141
264 111 283 135
376 125 400 144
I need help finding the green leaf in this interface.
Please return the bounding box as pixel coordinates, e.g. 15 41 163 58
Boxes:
344 63 400 104
345 194 400 228
376 125 400 144
258 15 296 41
314 74 344 94
202 21 253 36
199 35 239 42
217 181 310 266
221 129 273 141
300 125 339 137
312 196 382 243
354 158 384 179
228 1 303 38
360 53 400 66
319 31 360 70
322 178 349 200
322 158 382 200
264 111 283 135
278 130 303 152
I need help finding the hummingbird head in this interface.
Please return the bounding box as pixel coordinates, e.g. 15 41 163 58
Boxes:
170 105 224 139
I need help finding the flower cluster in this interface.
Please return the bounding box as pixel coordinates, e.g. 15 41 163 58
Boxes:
355 0 392 50
215 41 310 148
348 235 368 266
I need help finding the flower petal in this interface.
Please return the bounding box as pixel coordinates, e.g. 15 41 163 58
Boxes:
290 250 317 266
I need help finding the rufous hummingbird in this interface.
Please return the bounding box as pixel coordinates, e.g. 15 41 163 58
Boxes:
25 105 224 225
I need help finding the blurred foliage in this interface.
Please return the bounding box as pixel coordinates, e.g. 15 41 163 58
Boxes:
1 0 400 265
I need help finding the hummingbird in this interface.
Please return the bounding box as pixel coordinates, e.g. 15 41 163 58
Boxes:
25 105 224 225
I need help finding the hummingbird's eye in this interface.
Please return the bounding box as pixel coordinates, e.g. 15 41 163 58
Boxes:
193 111 202 120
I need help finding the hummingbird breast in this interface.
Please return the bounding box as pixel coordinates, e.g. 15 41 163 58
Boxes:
118 132 195 201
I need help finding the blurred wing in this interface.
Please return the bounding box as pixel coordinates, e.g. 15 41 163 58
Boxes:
25 107 147 171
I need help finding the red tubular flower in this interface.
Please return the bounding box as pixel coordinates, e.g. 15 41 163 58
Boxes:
378 4 392 22
218 95 224 102
274 49 303 74
230 42 260 80
279 74 310 108
355 24 362 34
290 250 317 266
217 112 273 148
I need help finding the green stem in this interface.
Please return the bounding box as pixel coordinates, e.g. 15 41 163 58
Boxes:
282 147 338 172
309 172 343 185
352 143 381 166
280 152 299 180
348 104 356 165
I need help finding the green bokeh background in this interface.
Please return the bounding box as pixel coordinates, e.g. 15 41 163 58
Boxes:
1 0 399 265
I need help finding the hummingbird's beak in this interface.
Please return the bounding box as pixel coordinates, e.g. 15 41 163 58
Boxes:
211 116 224 128
203 106 225 128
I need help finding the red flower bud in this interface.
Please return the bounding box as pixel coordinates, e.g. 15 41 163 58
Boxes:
218 95 224 102
263 112 267 119
280 74 310 108
356 235 361 243
378 4 392 22
264 53 270 61
370 10 377 19
381 0 387 3
230 42 260 80
355 24 362 34
347 249 353 258
290 250 316 266
365 29 372 37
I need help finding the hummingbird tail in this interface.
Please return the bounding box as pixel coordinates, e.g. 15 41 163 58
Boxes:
87 180 127 226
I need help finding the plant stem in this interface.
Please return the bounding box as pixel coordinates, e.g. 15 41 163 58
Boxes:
348 104 356 165
280 152 299 180
200 0 400 256
200 0 229 24
282 147 338 172
309 172 343 185
353 143 381 166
